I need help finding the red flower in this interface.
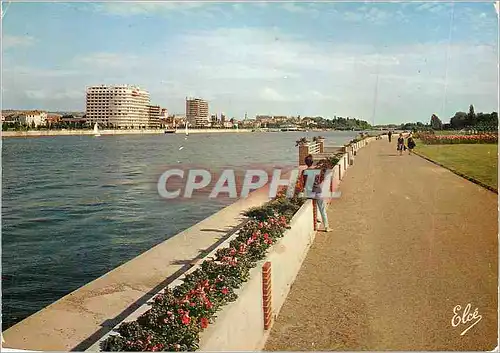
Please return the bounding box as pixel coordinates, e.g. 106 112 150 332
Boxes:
181 313 191 325
200 317 209 329
229 248 236 256
263 233 273 245
151 344 164 352
205 300 213 309
258 222 264 228
221 287 229 295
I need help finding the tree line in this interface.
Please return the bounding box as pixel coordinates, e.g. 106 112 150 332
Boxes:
401 105 498 132
282 116 372 130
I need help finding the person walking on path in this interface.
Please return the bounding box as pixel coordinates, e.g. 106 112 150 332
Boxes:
388 130 392 143
407 134 416 155
302 154 332 232
397 133 405 156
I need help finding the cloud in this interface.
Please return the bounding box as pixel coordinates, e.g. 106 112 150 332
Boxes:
3 35 35 49
73 52 141 70
3 66 79 77
92 2 212 17
260 87 287 102
415 2 453 14
454 5 498 37
343 6 407 24
25 89 83 100
281 2 322 16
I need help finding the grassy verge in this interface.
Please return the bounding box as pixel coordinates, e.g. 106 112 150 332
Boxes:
414 140 498 190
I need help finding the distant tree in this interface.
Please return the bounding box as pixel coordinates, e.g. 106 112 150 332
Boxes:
466 104 477 126
430 114 443 130
450 111 467 129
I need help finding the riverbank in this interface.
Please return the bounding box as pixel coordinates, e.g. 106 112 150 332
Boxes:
1 129 253 138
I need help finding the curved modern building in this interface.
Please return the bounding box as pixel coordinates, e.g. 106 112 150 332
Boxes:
85 85 151 128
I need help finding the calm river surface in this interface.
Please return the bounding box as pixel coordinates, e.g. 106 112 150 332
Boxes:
1 131 357 330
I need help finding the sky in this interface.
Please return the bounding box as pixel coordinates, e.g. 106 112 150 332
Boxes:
2 1 499 124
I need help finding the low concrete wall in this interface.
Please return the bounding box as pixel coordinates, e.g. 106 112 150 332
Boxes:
323 145 344 154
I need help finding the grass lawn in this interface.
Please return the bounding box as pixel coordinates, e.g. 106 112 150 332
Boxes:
414 141 498 190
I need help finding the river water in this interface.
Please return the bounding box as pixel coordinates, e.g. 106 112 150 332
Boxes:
1 131 357 330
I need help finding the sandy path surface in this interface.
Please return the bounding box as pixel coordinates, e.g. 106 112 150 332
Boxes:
265 139 498 351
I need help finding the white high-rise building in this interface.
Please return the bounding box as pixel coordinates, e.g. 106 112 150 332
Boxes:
86 85 151 128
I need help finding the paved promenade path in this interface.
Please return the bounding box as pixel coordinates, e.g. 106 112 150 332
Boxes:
265 138 498 351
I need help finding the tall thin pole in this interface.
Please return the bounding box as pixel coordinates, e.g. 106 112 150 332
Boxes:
371 53 380 127
441 2 455 118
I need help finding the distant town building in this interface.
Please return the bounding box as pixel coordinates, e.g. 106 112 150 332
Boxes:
2 115 20 124
86 85 151 128
148 105 161 128
46 114 62 125
272 115 288 123
185 97 209 126
19 111 47 127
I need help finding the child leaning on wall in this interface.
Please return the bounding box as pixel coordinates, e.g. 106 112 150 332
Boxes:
300 154 332 232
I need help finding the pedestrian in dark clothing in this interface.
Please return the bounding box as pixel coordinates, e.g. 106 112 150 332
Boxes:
397 133 405 156
407 134 416 155
388 131 392 143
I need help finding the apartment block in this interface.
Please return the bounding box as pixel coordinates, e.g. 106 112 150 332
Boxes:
86 85 151 128
148 105 161 128
185 97 209 126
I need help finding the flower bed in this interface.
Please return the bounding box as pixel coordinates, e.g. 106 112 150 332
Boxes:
418 133 498 144
315 153 343 171
100 190 305 352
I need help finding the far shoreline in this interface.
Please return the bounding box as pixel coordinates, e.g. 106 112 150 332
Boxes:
1 128 254 138
0 128 346 138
